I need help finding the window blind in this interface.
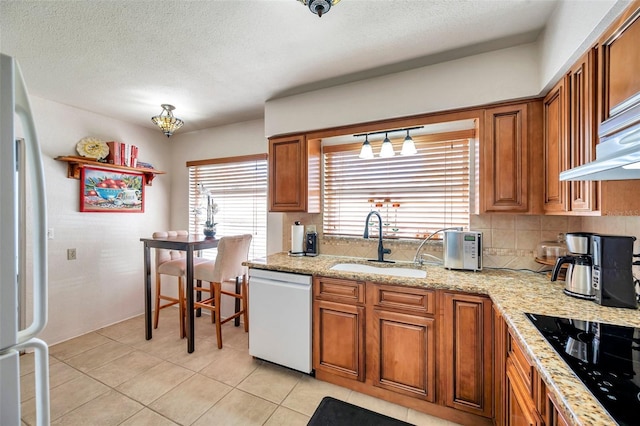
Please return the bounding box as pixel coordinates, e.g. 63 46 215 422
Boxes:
323 133 471 239
187 154 267 260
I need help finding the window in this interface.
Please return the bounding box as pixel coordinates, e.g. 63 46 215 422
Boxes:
187 154 268 260
323 131 474 239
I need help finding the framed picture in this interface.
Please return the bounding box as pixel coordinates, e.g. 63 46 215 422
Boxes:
80 166 145 213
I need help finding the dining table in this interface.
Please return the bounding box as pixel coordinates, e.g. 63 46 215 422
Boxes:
140 234 219 353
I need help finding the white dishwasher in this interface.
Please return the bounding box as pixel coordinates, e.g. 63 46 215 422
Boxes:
248 268 313 374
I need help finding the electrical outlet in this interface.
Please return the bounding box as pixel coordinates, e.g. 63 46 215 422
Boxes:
67 248 76 260
47 228 54 239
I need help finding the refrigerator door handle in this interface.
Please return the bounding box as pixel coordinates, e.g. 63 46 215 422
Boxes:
14 338 50 426
14 60 48 343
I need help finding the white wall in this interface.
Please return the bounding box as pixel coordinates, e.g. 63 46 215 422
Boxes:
265 43 540 137
264 0 627 138
168 118 283 255
538 0 626 93
26 97 171 345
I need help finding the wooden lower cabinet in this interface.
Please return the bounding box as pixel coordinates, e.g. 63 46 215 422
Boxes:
313 274 366 381
505 358 544 426
370 308 436 402
442 292 493 418
493 306 508 426
546 391 571 426
313 300 365 382
313 278 493 425
495 311 570 426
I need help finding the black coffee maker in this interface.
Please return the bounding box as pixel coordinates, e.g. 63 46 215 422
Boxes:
592 234 637 309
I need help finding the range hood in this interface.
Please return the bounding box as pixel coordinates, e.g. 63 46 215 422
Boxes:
560 100 640 181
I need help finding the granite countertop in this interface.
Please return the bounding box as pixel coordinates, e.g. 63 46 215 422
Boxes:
245 253 640 426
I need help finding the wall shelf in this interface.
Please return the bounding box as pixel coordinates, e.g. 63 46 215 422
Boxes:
55 156 165 186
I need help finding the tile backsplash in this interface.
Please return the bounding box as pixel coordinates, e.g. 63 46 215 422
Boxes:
282 213 640 273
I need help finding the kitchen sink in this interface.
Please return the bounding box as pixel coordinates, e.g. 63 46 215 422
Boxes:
330 263 427 278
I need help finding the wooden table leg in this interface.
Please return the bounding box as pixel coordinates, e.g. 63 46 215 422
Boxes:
186 246 195 353
144 243 152 340
235 276 241 327
196 280 202 317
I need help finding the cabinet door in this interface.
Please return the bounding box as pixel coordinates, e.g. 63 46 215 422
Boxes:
599 4 640 121
370 309 435 402
543 79 569 213
268 135 320 212
567 50 598 213
505 359 544 426
493 306 508 426
483 104 529 213
546 391 571 426
442 293 493 417
313 299 365 381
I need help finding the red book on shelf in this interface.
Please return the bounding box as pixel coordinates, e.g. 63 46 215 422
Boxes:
120 143 126 167
131 145 138 168
105 141 121 165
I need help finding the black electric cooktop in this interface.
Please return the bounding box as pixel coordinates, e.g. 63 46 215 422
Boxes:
526 313 640 426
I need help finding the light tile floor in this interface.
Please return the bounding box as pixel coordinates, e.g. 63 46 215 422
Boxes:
20 308 461 425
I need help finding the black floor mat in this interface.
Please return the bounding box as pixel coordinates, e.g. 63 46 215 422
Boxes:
307 396 414 426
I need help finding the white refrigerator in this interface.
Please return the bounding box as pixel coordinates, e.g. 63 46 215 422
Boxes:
0 54 50 425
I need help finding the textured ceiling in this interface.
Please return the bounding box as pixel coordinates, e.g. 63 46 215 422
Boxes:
0 0 558 134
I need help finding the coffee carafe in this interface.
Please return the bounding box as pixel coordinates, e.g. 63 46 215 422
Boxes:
551 232 595 299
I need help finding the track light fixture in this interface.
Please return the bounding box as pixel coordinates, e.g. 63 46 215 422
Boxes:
355 126 424 159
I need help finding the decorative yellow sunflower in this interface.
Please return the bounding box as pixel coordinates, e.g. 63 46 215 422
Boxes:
76 137 109 159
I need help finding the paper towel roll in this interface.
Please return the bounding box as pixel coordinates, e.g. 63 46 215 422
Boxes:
291 222 305 253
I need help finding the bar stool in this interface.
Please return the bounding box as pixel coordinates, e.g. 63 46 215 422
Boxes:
192 234 252 349
153 230 208 337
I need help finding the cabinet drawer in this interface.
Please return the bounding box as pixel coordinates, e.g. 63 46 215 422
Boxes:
371 284 435 315
314 276 365 304
508 331 534 395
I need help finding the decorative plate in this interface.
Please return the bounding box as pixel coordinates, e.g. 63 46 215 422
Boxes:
76 137 109 159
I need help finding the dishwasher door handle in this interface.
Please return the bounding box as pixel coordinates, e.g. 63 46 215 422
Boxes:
249 277 311 290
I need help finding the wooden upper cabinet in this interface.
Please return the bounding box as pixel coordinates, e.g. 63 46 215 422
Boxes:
482 102 542 214
268 134 320 213
598 2 640 122
543 79 569 213
442 292 493 418
543 50 599 215
568 50 598 213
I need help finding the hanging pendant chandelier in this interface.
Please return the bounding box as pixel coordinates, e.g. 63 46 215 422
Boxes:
298 0 340 17
151 104 184 137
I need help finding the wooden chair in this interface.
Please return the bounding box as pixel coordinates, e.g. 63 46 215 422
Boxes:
153 230 208 337
192 234 252 349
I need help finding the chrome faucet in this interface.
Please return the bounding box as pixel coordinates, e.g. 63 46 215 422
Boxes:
413 226 463 265
364 211 393 263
